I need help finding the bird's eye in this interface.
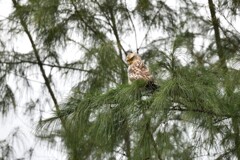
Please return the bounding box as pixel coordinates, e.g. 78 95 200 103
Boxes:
128 56 134 60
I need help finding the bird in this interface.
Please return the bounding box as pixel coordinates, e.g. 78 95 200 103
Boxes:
126 50 158 92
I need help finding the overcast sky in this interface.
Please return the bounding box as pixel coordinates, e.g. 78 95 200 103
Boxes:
0 1 67 159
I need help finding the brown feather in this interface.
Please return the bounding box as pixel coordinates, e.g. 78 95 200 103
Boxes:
126 52 153 84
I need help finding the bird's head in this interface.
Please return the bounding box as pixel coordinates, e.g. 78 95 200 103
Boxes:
126 50 140 65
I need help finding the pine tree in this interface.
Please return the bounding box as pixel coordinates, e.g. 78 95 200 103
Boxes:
1 0 240 159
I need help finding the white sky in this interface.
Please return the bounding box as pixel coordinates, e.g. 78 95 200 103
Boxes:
0 1 67 159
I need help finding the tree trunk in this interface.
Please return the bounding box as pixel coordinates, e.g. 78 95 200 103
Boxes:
232 118 240 160
208 0 227 69
124 121 131 160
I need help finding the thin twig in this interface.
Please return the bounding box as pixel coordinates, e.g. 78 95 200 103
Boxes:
0 60 92 72
138 10 161 52
124 0 138 53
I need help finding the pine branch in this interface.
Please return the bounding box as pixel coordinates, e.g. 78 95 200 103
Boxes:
208 0 227 69
70 0 106 43
215 148 235 160
12 0 67 129
169 106 240 119
94 0 127 57
124 123 131 160
143 111 163 160
138 10 161 51
147 124 163 160
109 10 126 57
93 0 128 83
0 60 92 72
218 11 240 35
170 106 218 116
232 118 240 159
0 67 45 84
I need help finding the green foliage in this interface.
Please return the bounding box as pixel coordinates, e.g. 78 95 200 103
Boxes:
136 0 177 32
76 41 128 93
40 65 240 159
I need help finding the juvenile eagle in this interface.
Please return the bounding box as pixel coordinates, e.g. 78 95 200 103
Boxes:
126 50 158 91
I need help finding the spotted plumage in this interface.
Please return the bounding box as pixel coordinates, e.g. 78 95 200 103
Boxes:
126 51 158 91
126 52 152 83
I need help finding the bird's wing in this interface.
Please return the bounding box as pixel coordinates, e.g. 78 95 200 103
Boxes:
128 60 153 82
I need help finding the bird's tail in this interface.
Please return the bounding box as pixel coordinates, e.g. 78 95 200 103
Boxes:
145 81 159 93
